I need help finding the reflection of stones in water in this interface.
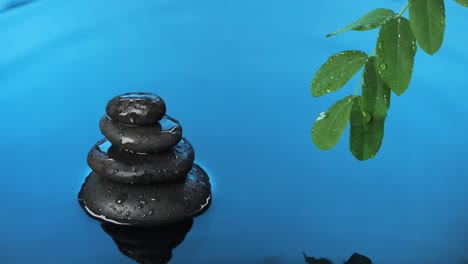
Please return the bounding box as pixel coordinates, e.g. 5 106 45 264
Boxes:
101 219 193 264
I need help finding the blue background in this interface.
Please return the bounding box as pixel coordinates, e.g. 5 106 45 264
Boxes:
0 0 467 263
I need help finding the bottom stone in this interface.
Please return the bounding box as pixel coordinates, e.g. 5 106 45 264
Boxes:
78 164 211 226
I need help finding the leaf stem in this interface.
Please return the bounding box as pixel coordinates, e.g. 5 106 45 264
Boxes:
397 2 409 17
354 49 375 96
354 71 363 96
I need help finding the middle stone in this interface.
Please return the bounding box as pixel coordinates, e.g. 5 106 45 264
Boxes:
87 138 195 183
100 115 182 153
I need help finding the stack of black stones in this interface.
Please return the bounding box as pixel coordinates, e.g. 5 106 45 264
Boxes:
78 92 212 226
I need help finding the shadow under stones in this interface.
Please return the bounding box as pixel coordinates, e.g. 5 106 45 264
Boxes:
101 218 194 264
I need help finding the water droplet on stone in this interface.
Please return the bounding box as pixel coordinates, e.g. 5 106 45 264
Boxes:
184 197 191 208
115 193 128 204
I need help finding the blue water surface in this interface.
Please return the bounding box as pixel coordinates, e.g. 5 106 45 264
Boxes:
1 0 467 263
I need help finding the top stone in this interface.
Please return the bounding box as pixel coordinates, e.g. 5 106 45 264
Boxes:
106 92 166 126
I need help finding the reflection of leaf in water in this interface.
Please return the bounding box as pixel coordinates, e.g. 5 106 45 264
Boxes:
303 252 333 264
1 0 36 13
344 253 372 264
303 251 372 264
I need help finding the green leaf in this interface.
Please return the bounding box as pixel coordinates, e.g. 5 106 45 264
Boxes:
362 56 391 119
312 95 353 150
311 51 368 97
409 0 445 55
327 8 395 37
455 0 468 7
349 96 386 161
376 16 417 96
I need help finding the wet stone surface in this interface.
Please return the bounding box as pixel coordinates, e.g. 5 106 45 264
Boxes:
99 115 182 153
106 92 166 126
78 164 212 226
79 92 212 227
87 138 195 183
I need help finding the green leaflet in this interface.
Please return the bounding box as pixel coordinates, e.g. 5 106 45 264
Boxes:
349 96 386 161
312 95 353 150
327 8 395 37
362 57 391 119
351 57 391 160
376 16 417 96
455 0 468 7
409 0 445 55
311 51 367 97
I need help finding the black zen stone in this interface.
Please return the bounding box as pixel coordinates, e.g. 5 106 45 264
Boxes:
87 138 195 183
106 92 166 126
78 164 211 226
99 115 182 153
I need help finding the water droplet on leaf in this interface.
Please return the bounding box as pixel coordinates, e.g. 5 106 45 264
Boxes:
379 63 387 71
316 111 329 121
378 42 384 51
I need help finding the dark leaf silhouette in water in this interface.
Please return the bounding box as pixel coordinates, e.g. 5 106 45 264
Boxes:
303 251 371 264
303 252 333 264
1 0 36 13
344 253 372 264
